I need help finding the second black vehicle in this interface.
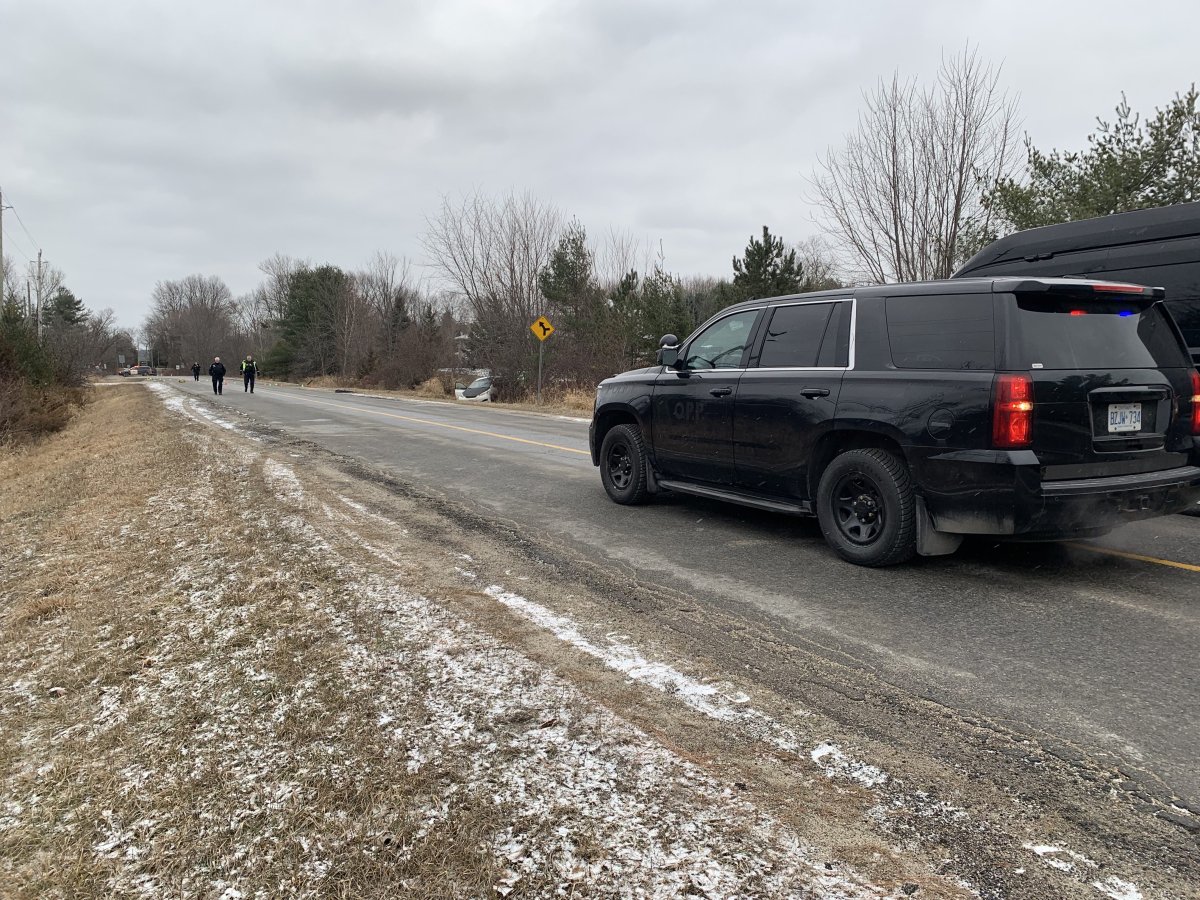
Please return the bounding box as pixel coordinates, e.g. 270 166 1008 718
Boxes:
589 277 1200 566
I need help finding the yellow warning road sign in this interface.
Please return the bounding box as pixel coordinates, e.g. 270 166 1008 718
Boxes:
530 316 555 341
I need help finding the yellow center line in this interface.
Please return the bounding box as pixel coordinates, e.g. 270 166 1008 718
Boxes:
1064 542 1200 573
282 391 591 457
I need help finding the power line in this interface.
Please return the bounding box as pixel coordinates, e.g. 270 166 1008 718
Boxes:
2 224 34 262
2 190 41 249
9 204 39 250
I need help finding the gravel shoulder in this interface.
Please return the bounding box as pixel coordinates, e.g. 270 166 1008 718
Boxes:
1 383 1195 899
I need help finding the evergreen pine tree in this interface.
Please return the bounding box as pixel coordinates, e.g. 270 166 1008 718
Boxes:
732 226 804 299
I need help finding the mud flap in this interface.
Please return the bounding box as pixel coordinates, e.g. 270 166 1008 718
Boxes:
916 497 964 557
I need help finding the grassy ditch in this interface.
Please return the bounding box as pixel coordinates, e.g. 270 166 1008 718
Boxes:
0 385 906 899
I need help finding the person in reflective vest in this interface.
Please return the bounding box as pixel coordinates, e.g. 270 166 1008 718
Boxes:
241 355 258 393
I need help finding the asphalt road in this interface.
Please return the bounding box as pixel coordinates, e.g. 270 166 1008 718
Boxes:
167 377 1200 807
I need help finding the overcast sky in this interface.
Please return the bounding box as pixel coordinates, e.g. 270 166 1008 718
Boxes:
2 0 1198 327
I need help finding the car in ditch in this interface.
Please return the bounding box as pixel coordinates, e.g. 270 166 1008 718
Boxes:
455 374 495 402
589 277 1200 566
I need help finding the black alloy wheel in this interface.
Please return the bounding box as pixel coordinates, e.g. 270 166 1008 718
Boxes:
831 472 886 544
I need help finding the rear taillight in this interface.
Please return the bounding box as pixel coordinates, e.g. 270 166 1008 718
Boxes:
1092 282 1150 294
993 374 1034 449
1190 370 1200 435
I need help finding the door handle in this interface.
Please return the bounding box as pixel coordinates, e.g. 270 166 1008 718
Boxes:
800 388 830 399
709 387 733 397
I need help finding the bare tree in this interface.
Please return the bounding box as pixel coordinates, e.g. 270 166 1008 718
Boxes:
257 253 305 322
1 254 20 310
793 236 845 291
358 251 423 359
144 274 239 367
810 47 1019 283
422 190 561 383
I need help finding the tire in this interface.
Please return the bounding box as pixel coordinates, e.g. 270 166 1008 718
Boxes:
599 424 650 505
816 448 917 567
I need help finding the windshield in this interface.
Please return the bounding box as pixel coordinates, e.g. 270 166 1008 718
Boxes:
1004 293 1190 370
467 377 491 389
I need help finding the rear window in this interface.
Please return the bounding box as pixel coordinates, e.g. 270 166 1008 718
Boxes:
885 294 995 370
1004 293 1190 370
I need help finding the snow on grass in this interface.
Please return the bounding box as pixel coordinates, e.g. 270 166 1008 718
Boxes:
1019 840 1145 898
1093 876 1143 900
146 381 259 438
1021 842 1095 874
484 586 756 723
337 495 406 532
483 585 897 792
351 577 895 899
0 422 909 898
811 743 888 788
263 459 306 505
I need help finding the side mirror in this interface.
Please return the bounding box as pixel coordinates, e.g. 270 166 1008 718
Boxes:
656 334 680 368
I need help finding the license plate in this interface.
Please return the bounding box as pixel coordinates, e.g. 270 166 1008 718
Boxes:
1107 402 1142 433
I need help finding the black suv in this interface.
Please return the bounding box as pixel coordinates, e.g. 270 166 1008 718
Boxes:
589 277 1200 566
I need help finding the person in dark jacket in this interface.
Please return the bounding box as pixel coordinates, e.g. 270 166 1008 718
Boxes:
191 362 201 380
209 357 226 395
241 355 258 393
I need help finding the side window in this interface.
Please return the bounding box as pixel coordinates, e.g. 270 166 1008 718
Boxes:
886 294 995 370
684 310 759 370
816 300 852 368
757 303 835 368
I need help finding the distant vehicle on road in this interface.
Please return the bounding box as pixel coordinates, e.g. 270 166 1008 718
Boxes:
590 277 1200 566
118 367 133 376
134 365 157 376
455 375 495 402
954 202 1200 370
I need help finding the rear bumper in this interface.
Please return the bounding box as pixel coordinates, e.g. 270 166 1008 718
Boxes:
917 450 1200 536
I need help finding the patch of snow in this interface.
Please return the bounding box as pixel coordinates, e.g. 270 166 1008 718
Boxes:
811 743 889 788
484 585 759 726
337 495 403 530
262 459 306 505
1022 842 1103 878
146 381 259 438
1093 876 1142 900
483 584 902 793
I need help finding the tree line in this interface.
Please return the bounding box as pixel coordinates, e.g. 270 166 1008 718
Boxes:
6 46 1198 441
1 261 133 441
144 51 1196 403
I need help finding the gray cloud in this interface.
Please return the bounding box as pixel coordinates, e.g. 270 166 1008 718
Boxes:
2 0 1198 326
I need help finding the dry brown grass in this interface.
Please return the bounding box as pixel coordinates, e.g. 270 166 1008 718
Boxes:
0 384 980 899
0 388 524 898
0 379 89 446
415 375 451 398
300 374 358 389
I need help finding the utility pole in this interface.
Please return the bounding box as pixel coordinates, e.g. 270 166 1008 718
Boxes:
36 248 43 340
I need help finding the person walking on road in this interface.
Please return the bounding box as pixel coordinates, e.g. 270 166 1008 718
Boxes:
191 362 201 381
241 355 258 393
209 356 226 395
